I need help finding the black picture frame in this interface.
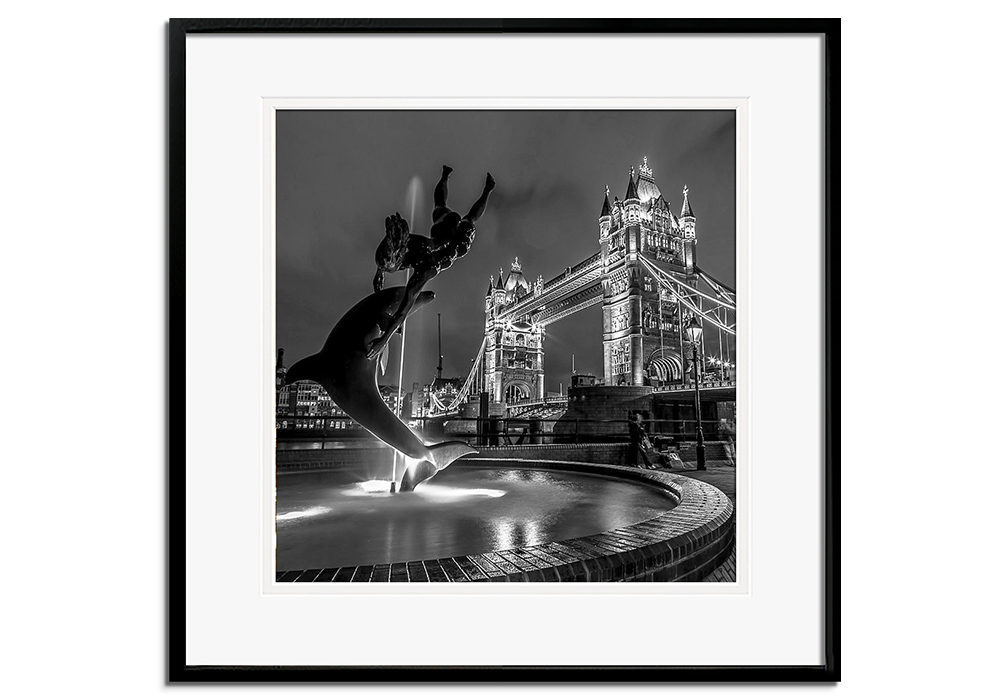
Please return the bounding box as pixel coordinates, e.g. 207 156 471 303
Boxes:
168 17 840 683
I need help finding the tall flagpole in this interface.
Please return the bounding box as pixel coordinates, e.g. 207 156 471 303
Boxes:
391 269 410 493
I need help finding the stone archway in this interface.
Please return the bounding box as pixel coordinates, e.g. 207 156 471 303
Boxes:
647 351 684 384
503 380 532 405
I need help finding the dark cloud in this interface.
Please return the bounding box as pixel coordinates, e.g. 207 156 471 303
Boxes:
277 110 735 391
488 176 585 251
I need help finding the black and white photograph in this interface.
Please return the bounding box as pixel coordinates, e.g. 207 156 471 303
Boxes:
273 109 737 583
15 4 1000 692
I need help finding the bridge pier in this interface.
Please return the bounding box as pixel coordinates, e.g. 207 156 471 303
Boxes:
553 385 654 441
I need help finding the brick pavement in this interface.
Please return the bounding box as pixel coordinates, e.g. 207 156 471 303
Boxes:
668 460 736 503
701 547 736 582
650 460 736 582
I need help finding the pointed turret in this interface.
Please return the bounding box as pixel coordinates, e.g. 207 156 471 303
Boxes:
680 185 696 238
486 274 495 297
600 186 612 218
491 267 508 311
680 185 695 229
680 184 694 218
599 185 613 239
624 167 639 202
623 166 641 223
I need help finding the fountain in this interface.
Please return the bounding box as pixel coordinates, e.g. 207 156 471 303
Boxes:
286 166 493 492
278 165 735 582
276 464 676 571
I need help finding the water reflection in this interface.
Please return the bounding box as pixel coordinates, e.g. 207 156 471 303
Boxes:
344 480 505 500
415 484 506 501
276 466 674 571
355 480 393 494
276 505 332 521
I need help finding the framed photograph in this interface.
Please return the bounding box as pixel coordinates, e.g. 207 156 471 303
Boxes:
169 18 839 681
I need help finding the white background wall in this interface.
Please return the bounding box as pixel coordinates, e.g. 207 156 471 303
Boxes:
2 1 997 697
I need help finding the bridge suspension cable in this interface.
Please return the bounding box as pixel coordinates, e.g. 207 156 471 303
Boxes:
640 255 735 311
428 336 488 416
697 269 736 305
639 254 736 337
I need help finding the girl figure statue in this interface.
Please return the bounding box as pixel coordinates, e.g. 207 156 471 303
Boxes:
368 166 495 359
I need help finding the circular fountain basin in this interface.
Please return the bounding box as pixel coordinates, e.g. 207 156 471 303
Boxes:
275 459 734 583
277 464 676 572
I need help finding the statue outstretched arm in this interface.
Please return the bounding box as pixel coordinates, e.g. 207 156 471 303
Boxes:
366 266 437 360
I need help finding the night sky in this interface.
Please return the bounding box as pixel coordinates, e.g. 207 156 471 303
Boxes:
276 110 735 392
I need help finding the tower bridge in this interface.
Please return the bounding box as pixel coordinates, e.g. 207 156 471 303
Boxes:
428 156 735 417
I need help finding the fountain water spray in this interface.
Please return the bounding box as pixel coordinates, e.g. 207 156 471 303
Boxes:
391 175 424 493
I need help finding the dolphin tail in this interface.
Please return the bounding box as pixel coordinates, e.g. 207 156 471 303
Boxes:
428 441 478 470
284 352 324 386
398 441 478 492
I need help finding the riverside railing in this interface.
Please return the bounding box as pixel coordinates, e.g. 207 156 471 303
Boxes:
276 415 729 448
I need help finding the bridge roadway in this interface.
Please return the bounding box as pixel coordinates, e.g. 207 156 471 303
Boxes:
534 283 603 325
650 379 736 402
492 250 733 330
495 252 602 325
420 382 737 422
496 380 736 418
506 396 569 418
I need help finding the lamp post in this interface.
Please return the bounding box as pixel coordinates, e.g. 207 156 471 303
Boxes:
685 316 707 470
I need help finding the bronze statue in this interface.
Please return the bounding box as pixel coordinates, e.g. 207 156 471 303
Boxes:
284 286 477 492
368 166 495 359
286 165 494 492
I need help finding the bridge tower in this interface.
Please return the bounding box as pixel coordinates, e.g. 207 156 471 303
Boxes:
483 258 545 404
600 157 699 386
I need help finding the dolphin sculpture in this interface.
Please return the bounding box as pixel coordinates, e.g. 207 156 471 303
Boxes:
284 286 476 492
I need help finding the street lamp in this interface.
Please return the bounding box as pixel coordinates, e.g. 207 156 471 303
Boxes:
685 315 707 470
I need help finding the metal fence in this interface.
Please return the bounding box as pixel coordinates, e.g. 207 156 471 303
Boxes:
276 415 728 447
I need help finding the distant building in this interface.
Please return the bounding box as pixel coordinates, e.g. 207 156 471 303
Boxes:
378 385 402 415
421 376 465 414
483 257 545 404
405 382 425 419
275 349 403 432
275 348 287 391
285 380 323 415
276 349 290 413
